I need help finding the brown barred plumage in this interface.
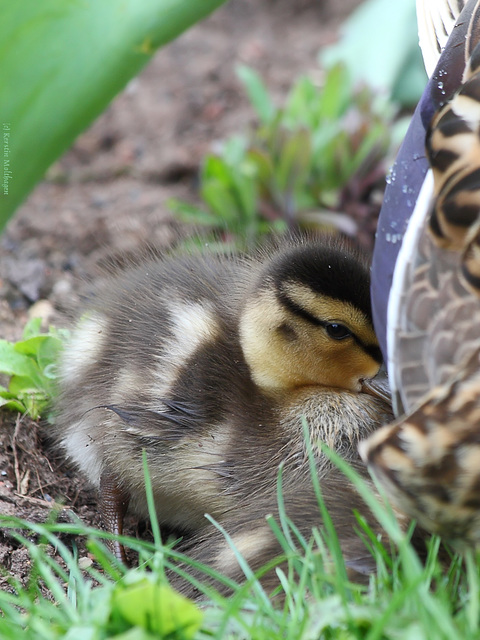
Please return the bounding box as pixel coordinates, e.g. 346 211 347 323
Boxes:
361 4 480 547
427 46 480 251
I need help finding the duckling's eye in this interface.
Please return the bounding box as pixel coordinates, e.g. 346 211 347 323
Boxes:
325 323 351 340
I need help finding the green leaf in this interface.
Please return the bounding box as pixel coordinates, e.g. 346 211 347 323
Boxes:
113 629 158 640
0 0 228 230
21 317 43 339
0 395 26 414
36 337 63 374
0 340 41 378
9 375 48 398
230 165 258 222
14 336 49 358
202 154 234 186
201 180 240 224
0 321 66 419
111 577 203 638
236 65 275 125
315 64 351 121
275 128 312 196
8 376 48 419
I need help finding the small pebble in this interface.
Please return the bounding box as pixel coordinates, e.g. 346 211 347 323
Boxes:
28 299 55 328
78 556 93 570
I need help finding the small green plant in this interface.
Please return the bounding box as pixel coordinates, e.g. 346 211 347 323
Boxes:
0 317 67 420
169 63 396 247
0 515 203 640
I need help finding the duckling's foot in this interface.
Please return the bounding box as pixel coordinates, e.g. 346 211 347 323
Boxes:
99 472 130 564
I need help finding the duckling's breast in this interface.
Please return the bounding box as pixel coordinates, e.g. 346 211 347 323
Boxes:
279 386 394 462
171 386 395 597
207 384 393 512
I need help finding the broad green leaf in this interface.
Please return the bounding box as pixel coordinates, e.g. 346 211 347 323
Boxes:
13 336 50 358
37 337 63 374
0 340 42 379
202 155 234 186
167 199 220 226
284 76 316 128
315 64 351 122
8 376 48 397
201 180 240 223
8 377 48 419
0 0 228 230
112 578 203 638
0 395 26 414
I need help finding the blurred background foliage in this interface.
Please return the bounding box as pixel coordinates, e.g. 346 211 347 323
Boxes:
0 0 424 241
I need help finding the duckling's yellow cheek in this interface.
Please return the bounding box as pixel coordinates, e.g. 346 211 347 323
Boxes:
314 342 381 391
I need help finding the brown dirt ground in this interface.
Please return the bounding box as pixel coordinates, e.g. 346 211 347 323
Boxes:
0 0 374 588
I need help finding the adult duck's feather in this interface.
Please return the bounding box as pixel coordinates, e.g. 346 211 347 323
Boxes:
363 13 480 545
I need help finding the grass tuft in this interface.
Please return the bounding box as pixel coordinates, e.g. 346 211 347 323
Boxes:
0 436 479 638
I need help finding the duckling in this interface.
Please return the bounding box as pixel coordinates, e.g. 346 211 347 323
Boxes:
54 236 385 562
362 4 480 547
169 387 395 599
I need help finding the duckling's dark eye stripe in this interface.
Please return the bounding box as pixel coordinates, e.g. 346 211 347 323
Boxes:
276 290 325 327
361 343 383 365
276 289 383 364
347 332 383 365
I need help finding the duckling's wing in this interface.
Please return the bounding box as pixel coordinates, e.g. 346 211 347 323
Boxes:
103 400 204 439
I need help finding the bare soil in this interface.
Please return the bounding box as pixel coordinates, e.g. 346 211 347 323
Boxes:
0 0 367 586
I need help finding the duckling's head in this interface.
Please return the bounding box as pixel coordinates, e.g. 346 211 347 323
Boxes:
239 240 382 394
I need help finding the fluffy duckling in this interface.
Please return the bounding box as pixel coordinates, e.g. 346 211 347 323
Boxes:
54 237 386 562
170 388 395 599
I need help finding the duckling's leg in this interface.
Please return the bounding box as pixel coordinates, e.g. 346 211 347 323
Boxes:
99 472 130 564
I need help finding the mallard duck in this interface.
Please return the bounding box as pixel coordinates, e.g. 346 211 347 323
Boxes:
54 236 388 563
371 0 474 363
362 1 480 546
